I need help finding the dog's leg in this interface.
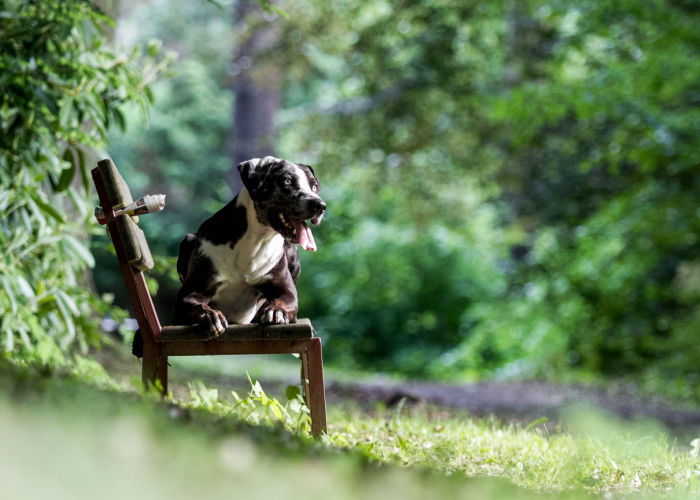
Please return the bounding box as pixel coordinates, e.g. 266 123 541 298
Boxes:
172 251 228 336
175 290 228 336
285 241 301 284
254 254 298 325
176 233 198 283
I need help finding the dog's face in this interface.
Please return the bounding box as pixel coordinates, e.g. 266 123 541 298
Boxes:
238 156 326 251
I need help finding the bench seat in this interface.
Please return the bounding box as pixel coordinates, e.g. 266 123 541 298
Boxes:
159 318 314 342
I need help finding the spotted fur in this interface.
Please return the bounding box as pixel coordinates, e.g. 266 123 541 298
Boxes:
173 157 325 334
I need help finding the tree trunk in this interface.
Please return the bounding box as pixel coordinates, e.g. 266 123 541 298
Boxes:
228 1 282 194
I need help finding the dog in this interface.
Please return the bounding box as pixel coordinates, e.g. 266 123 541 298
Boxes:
172 156 326 335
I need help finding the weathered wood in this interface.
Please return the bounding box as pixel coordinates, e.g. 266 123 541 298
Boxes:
156 354 168 395
161 338 313 357
92 168 162 341
306 338 327 436
160 318 314 342
96 158 133 209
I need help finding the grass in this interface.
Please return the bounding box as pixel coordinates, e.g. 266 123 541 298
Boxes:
2 355 699 499
329 405 698 495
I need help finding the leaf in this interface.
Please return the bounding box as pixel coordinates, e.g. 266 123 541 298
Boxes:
257 0 289 19
66 186 88 217
288 398 301 413
52 292 76 350
77 148 89 193
57 165 76 192
112 107 126 132
1 278 17 313
29 192 65 223
17 328 32 350
15 274 35 299
34 88 58 115
4 328 14 353
524 417 549 431
59 94 74 128
143 85 154 104
36 336 62 365
24 195 46 232
270 402 283 420
62 235 95 267
57 149 76 192
0 189 12 211
55 288 80 316
285 384 301 401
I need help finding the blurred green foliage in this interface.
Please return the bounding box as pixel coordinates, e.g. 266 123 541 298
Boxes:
105 0 699 392
99 0 236 313
0 0 168 363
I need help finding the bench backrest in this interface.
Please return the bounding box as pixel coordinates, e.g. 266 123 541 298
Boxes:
92 159 162 342
94 159 154 271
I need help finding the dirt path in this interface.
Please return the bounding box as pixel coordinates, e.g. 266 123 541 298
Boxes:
169 367 700 432
97 345 700 432
323 378 700 428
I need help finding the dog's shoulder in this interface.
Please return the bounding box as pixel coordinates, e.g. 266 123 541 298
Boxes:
196 194 248 247
177 194 248 284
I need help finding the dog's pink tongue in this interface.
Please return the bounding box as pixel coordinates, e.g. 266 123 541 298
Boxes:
297 222 317 251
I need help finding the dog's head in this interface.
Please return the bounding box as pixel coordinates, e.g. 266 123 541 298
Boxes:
238 156 326 251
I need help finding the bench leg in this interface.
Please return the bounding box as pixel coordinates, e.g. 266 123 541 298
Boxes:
143 349 168 396
301 338 327 437
157 355 168 395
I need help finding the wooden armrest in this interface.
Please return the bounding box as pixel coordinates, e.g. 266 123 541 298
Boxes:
159 318 314 342
114 214 154 271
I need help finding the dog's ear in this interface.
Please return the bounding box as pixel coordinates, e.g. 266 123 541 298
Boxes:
298 163 316 178
237 158 266 198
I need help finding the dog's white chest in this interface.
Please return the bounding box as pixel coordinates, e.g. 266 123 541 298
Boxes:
202 230 283 282
198 229 284 324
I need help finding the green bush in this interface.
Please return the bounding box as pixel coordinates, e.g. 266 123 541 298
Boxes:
297 172 507 375
443 184 700 387
0 0 168 363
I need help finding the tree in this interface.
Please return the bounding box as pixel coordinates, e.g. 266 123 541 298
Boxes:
229 0 283 193
0 0 168 363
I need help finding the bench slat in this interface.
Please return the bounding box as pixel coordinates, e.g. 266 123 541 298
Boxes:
159 318 314 342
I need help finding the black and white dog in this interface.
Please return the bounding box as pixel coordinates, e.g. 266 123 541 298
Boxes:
172 156 325 335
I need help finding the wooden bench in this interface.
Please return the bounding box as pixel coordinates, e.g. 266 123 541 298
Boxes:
92 159 327 436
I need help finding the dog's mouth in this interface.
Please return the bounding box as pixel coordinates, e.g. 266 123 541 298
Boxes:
277 212 317 251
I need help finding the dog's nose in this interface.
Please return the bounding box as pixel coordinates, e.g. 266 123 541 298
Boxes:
312 198 326 213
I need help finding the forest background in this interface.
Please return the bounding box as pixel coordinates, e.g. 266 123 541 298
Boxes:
2 0 699 401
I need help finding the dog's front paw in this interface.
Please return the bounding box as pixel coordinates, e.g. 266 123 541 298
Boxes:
260 308 289 325
198 306 229 336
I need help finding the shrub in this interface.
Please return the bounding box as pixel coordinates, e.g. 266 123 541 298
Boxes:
0 0 169 363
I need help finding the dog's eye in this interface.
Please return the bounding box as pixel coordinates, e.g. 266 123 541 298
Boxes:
283 177 292 186
312 185 319 193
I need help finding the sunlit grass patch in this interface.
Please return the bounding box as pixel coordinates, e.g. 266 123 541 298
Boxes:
174 375 700 497
324 403 700 496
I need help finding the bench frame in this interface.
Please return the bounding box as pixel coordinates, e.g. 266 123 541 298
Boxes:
92 160 327 436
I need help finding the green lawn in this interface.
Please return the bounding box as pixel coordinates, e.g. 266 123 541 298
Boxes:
1 357 698 499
